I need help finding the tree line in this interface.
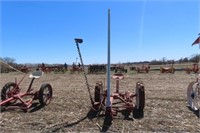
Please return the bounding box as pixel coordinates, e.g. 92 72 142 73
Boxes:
1 54 200 69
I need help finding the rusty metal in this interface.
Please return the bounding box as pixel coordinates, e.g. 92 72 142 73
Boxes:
136 64 150 73
160 66 175 74
186 63 199 74
160 61 175 74
93 73 145 119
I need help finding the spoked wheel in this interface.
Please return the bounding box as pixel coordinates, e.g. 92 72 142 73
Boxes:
133 82 145 119
39 83 53 106
1 82 20 105
187 82 200 112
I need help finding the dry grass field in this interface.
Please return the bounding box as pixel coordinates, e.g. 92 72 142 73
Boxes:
0 69 200 132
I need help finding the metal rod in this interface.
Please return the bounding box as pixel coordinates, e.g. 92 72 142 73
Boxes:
27 78 35 92
106 9 111 108
75 42 94 106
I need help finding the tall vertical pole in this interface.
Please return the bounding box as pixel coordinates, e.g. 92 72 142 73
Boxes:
106 9 111 110
198 33 200 118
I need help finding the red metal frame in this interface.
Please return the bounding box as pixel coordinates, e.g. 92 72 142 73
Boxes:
136 65 150 73
186 63 199 74
0 72 52 111
93 73 144 117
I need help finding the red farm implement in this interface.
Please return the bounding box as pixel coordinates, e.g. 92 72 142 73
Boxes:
93 73 145 118
160 63 175 74
186 63 199 74
111 65 128 73
73 10 145 130
0 70 53 112
20 65 30 73
136 64 150 73
70 65 83 74
88 65 106 74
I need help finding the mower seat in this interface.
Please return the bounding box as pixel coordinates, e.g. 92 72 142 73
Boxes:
29 70 43 79
112 73 124 80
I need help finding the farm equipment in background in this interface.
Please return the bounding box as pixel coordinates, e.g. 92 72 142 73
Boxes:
74 10 145 129
187 74 200 118
88 65 106 74
136 64 150 73
69 64 84 74
0 70 53 112
40 63 66 73
129 66 136 71
160 63 175 74
185 63 199 74
20 65 30 73
160 66 175 74
111 65 128 73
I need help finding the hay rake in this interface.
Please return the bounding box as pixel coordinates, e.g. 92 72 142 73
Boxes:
74 9 145 124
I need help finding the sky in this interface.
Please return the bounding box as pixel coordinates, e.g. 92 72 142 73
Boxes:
1 0 200 65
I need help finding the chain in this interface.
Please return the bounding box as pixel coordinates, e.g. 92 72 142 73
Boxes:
76 43 94 106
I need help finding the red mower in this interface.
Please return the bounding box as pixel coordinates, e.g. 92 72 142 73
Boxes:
75 37 145 131
93 73 145 119
74 10 145 128
0 70 53 112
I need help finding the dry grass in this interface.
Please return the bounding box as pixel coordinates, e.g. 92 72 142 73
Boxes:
0 70 200 132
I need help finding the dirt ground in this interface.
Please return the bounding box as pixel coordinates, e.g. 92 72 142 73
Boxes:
0 70 200 132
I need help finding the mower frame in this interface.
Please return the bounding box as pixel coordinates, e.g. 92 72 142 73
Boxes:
0 70 53 112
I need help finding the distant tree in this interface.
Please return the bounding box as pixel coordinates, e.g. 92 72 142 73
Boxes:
183 57 188 62
150 59 162 65
161 57 167 65
178 58 183 63
189 54 199 63
3 57 16 64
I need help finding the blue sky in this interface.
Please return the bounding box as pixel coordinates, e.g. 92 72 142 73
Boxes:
1 0 200 65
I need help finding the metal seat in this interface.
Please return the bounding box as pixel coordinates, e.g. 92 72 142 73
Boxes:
29 70 43 79
112 73 124 80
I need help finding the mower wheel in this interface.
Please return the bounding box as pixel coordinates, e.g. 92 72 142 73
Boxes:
1 82 20 105
187 82 200 111
39 83 53 106
133 82 145 119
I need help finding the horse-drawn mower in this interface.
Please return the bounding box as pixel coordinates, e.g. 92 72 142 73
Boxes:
0 70 53 112
74 10 145 125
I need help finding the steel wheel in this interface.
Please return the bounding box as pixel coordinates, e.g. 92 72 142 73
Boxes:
133 82 145 119
39 83 53 106
1 82 20 105
187 82 200 111
135 82 145 110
